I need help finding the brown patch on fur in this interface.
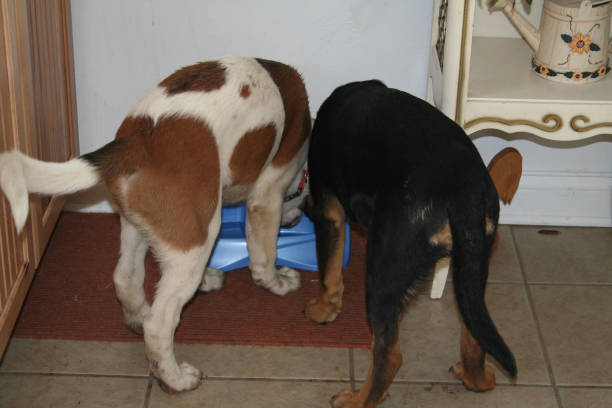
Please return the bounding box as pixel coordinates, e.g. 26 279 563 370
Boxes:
229 123 276 186
256 59 311 167
84 115 152 182
240 84 251 98
159 60 226 95
451 323 496 391
429 222 452 249
122 116 220 250
487 147 522 205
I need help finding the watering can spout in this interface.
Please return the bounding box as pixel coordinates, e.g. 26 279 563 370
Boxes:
490 0 540 52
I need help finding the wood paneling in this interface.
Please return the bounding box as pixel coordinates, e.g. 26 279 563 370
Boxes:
0 0 78 358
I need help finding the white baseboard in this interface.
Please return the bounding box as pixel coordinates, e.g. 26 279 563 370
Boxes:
499 171 612 227
65 171 612 227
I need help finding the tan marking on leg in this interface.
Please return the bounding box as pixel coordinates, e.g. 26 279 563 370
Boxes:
305 197 346 323
159 60 226 95
229 123 276 185
485 216 495 236
451 323 496 392
256 58 311 167
332 337 401 407
126 116 220 250
429 222 452 249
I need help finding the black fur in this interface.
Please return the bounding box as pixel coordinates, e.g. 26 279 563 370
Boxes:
308 80 517 391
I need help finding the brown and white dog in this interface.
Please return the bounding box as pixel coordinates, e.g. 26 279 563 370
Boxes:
0 57 311 392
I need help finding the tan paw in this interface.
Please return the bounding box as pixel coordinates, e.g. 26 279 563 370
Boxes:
451 361 496 392
305 296 341 323
331 389 360 408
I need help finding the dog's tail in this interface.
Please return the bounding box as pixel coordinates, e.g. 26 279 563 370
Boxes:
448 191 517 378
0 139 127 234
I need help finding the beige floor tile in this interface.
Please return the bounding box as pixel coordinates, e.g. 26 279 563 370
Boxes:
488 226 523 283
174 343 350 380
0 374 148 408
531 285 612 386
354 283 549 385
377 383 558 408
0 338 149 376
559 387 612 408
149 379 349 408
512 226 612 283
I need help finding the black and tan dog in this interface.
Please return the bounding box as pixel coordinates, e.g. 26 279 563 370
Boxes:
304 80 519 407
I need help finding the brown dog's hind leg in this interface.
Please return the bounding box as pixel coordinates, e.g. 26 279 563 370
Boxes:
304 194 346 323
451 323 497 391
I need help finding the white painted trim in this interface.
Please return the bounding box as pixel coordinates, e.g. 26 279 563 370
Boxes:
499 171 612 227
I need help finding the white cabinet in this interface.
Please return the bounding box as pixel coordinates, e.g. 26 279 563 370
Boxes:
426 0 612 299
427 0 612 142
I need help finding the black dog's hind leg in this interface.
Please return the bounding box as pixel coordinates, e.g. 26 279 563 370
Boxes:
304 192 347 323
331 192 436 408
450 193 516 390
451 322 496 391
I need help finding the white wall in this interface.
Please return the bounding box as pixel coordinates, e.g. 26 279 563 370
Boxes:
68 0 431 212
68 0 611 226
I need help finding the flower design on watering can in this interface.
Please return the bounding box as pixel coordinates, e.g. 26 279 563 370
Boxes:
490 0 611 84
565 33 594 54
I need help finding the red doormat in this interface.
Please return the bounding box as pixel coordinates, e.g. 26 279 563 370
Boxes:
12 212 371 348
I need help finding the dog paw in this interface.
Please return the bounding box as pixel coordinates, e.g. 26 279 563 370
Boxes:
157 362 203 394
330 389 360 408
330 388 388 407
305 296 341 323
199 268 224 292
266 267 301 296
451 361 496 392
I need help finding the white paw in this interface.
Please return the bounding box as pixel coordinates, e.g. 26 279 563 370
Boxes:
199 268 224 292
158 362 203 393
268 266 301 296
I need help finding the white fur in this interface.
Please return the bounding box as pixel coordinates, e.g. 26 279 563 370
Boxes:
129 57 285 188
0 57 308 393
245 142 308 295
142 204 221 391
200 267 225 292
0 150 99 233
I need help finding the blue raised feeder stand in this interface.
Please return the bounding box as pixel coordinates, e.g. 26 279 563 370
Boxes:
208 204 350 272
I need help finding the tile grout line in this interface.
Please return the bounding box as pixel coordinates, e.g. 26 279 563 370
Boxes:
0 371 149 379
0 370 353 384
143 373 153 408
349 348 356 391
526 282 612 287
510 226 564 408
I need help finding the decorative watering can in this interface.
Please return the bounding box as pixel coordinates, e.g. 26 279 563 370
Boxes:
490 0 612 83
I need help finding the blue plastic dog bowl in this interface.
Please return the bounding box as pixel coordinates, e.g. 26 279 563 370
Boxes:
208 204 350 271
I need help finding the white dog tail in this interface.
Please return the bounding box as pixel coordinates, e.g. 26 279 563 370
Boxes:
0 150 101 234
